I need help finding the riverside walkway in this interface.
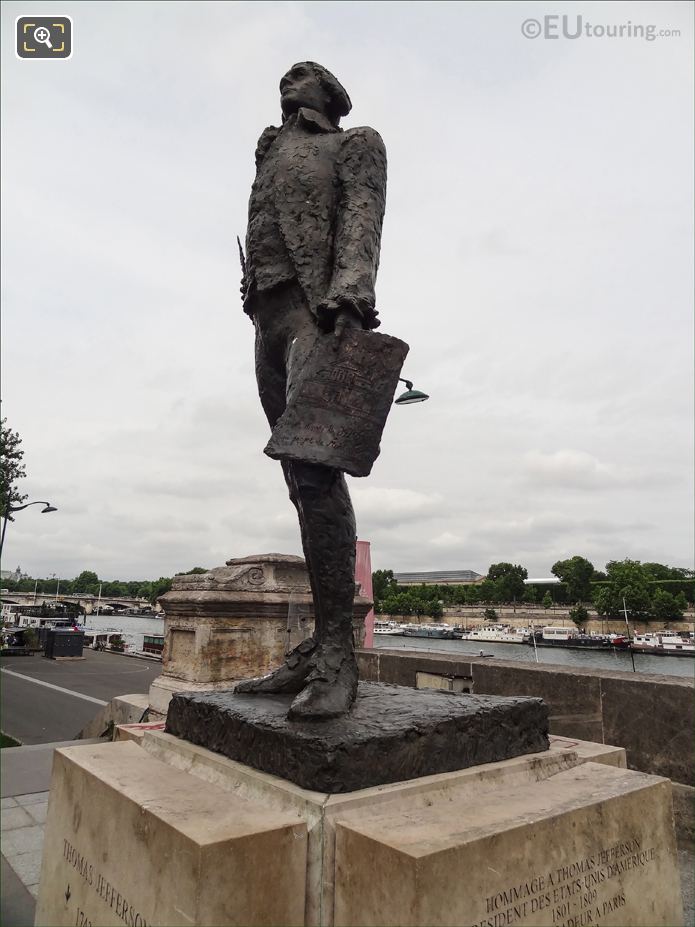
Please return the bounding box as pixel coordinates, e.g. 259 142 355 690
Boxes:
0 650 162 744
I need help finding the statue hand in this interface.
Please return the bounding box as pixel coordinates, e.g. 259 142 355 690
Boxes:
317 297 363 338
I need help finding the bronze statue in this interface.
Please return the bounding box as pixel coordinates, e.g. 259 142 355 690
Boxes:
236 62 394 720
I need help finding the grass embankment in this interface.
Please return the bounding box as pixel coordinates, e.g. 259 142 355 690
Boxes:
0 732 21 748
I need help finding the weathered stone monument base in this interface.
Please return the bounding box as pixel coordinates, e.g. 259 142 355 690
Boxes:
35 740 307 927
165 682 550 792
148 553 371 718
35 731 683 927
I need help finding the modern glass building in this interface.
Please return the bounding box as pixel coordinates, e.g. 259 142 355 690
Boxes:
393 570 484 586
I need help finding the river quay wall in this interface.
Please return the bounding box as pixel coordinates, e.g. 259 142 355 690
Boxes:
357 647 694 839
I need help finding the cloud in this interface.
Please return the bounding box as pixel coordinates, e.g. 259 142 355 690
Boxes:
429 531 467 549
522 449 633 490
351 487 444 530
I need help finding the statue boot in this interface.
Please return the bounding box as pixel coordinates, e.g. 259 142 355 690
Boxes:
234 636 316 694
288 641 358 720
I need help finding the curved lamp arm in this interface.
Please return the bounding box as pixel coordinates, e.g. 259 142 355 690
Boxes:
8 501 58 514
0 501 58 558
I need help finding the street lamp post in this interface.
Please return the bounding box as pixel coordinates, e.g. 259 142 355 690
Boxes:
0 501 57 558
48 573 57 605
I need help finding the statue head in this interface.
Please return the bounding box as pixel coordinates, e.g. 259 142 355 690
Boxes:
280 62 352 126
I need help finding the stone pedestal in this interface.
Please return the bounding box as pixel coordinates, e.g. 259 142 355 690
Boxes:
35 731 683 927
35 741 307 927
149 553 371 717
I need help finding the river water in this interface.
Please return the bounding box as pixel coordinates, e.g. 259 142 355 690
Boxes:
83 614 693 679
81 614 164 651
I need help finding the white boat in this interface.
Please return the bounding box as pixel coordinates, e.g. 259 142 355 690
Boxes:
373 621 403 636
82 628 127 649
464 624 531 644
14 614 79 631
401 623 457 639
631 631 695 657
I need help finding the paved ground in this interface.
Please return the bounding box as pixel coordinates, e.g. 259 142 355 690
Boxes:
1 738 95 926
679 847 695 926
0 650 161 744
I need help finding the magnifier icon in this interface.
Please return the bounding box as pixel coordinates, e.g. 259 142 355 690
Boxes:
33 26 53 49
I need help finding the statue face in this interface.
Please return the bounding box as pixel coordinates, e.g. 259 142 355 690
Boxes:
280 63 331 118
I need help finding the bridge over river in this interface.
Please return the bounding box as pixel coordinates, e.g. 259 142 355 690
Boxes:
0 592 151 614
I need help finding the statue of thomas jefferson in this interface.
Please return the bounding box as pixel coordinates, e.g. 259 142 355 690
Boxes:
236 62 389 720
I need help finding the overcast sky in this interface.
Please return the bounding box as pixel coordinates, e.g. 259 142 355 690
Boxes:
1 0 692 581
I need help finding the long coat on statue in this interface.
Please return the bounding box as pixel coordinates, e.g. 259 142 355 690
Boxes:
243 107 387 331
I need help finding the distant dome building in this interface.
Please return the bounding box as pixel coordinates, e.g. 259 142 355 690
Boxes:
0 565 28 583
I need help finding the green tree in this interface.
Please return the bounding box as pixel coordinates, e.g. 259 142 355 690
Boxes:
650 588 684 622
551 556 595 603
73 570 100 595
182 567 208 575
604 560 651 619
642 562 675 580
74 570 98 585
103 581 127 597
483 607 498 621
477 580 496 604
0 417 28 520
372 569 397 603
410 595 430 619
487 563 528 602
541 592 553 610
642 562 694 581
593 586 615 617
569 605 589 628
675 592 688 612
593 561 653 619
428 599 444 620
150 577 173 605
394 592 413 617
